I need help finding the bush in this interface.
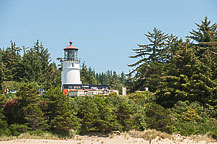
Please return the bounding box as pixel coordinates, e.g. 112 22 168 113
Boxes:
29 129 45 136
107 95 146 131
0 94 8 136
9 123 30 136
145 103 173 134
171 101 217 136
209 128 217 139
174 121 196 135
128 91 155 106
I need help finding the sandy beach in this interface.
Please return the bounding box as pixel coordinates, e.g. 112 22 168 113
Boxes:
0 133 216 144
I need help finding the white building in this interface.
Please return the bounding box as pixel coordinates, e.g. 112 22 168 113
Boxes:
61 41 82 85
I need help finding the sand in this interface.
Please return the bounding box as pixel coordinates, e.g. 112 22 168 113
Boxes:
0 134 217 144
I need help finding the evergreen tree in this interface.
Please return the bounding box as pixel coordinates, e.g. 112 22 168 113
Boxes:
80 63 97 84
78 96 101 133
156 42 199 107
128 28 177 92
145 103 173 133
0 50 6 92
46 87 79 132
21 40 60 89
129 28 169 68
0 94 8 135
188 17 217 47
93 96 120 132
156 41 217 107
16 83 47 130
2 41 22 81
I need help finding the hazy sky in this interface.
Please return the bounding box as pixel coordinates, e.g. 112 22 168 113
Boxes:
0 0 216 73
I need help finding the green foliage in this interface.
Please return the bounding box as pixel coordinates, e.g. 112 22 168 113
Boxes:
174 118 217 136
80 63 97 85
2 81 24 91
128 91 155 106
129 28 173 66
23 103 48 130
145 103 173 134
9 123 30 136
188 17 217 46
171 101 217 136
0 17 217 138
181 107 201 122
45 87 79 132
15 83 47 130
93 96 120 132
78 96 101 133
80 63 127 91
156 41 217 108
106 95 146 131
0 94 8 136
128 28 177 92
0 40 61 91
115 100 135 131
76 95 146 133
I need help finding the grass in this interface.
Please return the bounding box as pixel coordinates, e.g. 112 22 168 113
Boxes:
0 130 76 141
0 132 58 141
189 134 216 143
128 129 216 143
128 129 174 142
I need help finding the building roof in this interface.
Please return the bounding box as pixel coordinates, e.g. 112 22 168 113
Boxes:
64 41 78 50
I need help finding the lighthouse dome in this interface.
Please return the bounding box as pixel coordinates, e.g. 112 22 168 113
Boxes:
64 41 78 50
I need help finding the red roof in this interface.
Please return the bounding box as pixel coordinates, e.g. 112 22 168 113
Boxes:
64 41 78 50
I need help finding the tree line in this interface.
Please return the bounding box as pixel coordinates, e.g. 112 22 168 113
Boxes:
80 63 128 92
129 17 217 109
0 40 127 92
0 40 60 91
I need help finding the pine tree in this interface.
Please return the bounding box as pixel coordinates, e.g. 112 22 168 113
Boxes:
115 100 136 131
129 28 169 68
128 28 177 92
2 41 22 81
156 42 198 107
80 63 89 84
93 96 120 132
78 96 101 133
188 17 217 47
156 41 217 107
20 40 60 89
46 87 79 132
0 50 6 92
16 83 47 130
0 94 8 135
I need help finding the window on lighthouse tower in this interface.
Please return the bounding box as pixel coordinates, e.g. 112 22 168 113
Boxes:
64 50 77 61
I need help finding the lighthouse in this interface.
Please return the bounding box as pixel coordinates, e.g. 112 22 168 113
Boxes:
61 41 82 86
61 41 112 96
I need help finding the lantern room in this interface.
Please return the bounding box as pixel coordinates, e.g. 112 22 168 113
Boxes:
64 41 79 61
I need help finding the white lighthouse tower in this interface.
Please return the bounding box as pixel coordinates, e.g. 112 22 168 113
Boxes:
61 41 82 85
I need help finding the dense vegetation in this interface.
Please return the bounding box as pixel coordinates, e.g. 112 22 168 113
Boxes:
0 17 217 138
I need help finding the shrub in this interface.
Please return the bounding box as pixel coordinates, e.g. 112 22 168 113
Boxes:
0 94 8 136
9 123 30 136
46 87 79 132
209 128 217 139
174 121 196 135
129 129 174 142
128 91 155 106
145 103 173 134
171 101 217 136
78 96 101 133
